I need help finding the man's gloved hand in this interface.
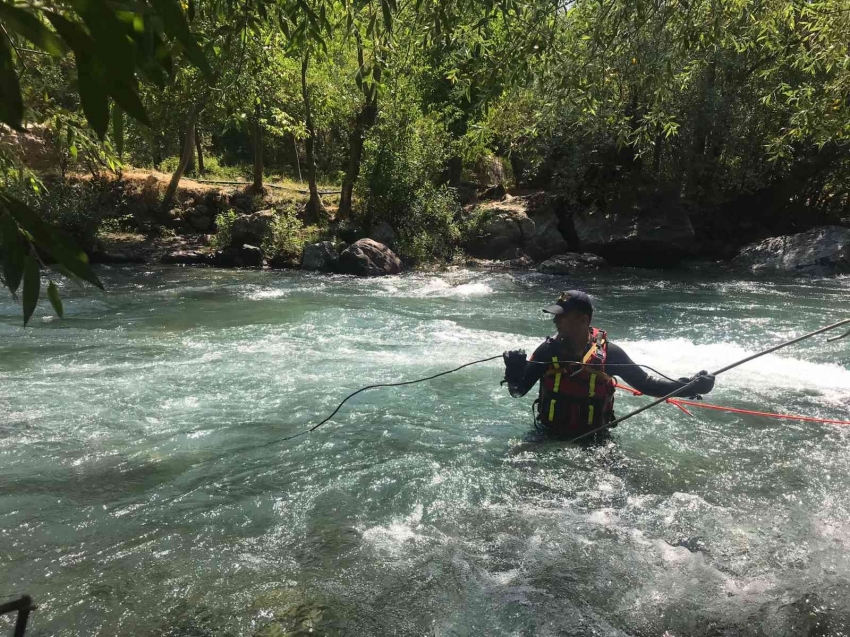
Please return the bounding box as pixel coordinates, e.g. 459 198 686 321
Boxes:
677 370 715 399
503 349 527 385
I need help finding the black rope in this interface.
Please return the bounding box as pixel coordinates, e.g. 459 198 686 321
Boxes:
275 355 504 444
271 357 683 445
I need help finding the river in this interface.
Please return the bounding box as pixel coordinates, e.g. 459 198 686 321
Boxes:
2 266 850 636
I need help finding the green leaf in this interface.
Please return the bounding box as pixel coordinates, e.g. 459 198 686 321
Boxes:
77 57 110 139
381 0 393 33
148 0 212 78
112 104 124 159
45 14 108 137
47 280 64 318
1 194 103 290
22 249 39 326
0 212 26 296
72 0 135 78
107 77 150 126
0 33 23 130
0 4 67 56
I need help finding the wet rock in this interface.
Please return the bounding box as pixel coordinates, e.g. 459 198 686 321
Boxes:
209 249 237 267
268 253 300 269
671 536 708 553
466 203 534 260
161 249 209 265
524 205 570 259
238 244 264 268
465 193 572 262
571 195 695 266
230 209 275 247
301 241 338 272
733 226 850 275
89 250 147 264
338 238 402 276
538 252 607 274
509 254 534 269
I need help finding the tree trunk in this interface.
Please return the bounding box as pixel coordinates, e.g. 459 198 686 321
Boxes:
185 126 196 175
252 116 264 192
163 110 198 208
338 100 377 219
301 52 326 222
195 129 205 175
338 36 380 220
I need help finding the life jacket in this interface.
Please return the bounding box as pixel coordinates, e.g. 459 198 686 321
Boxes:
537 328 616 433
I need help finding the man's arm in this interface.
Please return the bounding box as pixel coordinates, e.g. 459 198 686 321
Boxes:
606 343 714 397
506 341 552 398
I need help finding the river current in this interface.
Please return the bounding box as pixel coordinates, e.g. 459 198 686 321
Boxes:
2 266 850 636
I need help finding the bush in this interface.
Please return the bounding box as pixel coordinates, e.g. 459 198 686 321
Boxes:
201 156 249 182
262 205 317 261
159 155 181 174
355 88 463 263
211 209 238 249
11 179 109 251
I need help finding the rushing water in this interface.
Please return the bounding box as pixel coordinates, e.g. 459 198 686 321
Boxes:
2 266 850 636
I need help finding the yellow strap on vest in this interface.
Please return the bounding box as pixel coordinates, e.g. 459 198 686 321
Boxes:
582 342 598 364
548 399 556 421
588 373 597 396
588 404 595 424
551 356 562 392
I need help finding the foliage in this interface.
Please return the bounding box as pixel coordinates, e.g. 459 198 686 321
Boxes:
211 209 238 250
263 206 317 261
356 86 462 262
0 0 210 324
3 0 850 325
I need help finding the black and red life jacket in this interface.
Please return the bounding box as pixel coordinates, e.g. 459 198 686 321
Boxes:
537 327 616 433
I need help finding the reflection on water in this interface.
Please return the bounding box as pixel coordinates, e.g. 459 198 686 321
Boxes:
1 266 849 636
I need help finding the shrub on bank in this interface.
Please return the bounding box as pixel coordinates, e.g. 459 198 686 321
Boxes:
354 87 464 264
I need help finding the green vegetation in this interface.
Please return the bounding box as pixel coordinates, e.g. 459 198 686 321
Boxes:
2 0 849 323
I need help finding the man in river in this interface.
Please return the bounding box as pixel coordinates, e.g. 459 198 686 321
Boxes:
503 290 715 440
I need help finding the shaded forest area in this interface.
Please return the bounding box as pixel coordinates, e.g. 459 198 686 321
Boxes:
1 0 849 320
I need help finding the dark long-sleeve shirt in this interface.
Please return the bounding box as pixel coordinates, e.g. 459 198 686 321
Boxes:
508 337 693 399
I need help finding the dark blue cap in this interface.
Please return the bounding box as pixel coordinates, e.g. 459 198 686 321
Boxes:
543 290 593 316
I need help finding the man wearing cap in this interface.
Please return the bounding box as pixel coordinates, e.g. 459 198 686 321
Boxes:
503 290 715 439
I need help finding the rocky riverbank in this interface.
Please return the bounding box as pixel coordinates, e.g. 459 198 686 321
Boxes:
42 173 850 277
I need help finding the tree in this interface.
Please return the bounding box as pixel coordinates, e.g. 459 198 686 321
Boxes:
1 0 211 323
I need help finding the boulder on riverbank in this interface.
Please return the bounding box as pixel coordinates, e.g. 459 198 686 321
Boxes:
301 241 338 272
570 195 695 267
464 194 570 261
338 239 402 276
733 226 850 275
230 209 276 247
161 249 209 265
538 253 607 274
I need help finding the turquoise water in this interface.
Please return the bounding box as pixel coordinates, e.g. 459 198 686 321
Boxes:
2 266 850 636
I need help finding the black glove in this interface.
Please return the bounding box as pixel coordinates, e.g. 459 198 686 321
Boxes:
503 349 527 385
677 370 715 399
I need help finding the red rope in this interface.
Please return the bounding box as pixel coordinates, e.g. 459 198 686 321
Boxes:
613 383 850 426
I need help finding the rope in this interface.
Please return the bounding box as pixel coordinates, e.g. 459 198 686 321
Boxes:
614 382 850 426
274 355 503 444
567 317 850 443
